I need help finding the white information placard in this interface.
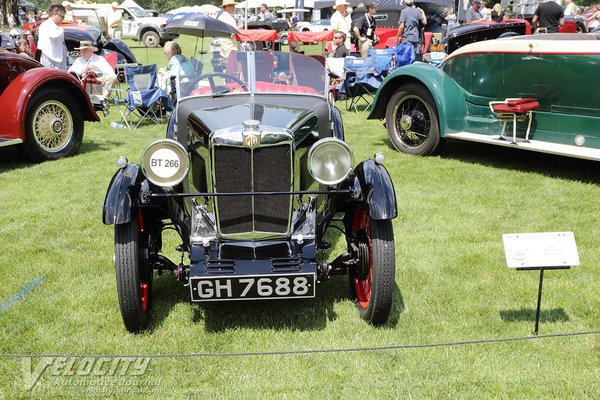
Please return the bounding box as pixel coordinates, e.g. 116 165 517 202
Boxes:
502 232 580 269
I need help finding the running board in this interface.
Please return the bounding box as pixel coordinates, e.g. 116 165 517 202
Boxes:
444 132 600 162
0 138 23 148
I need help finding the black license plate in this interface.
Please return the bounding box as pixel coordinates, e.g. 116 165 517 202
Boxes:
189 273 316 302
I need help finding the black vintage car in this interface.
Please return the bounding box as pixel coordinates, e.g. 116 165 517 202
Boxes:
103 51 398 332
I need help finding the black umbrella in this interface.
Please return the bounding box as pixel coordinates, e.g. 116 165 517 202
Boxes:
164 13 240 37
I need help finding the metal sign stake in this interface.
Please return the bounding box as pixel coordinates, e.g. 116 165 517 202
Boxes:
503 232 579 336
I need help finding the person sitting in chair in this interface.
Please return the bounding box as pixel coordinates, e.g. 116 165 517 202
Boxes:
68 40 117 96
330 31 349 58
159 41 195 93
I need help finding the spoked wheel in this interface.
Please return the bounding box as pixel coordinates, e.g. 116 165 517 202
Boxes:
114 213 153 333
21 87 83 162
349 203 395 325
385 83 441 156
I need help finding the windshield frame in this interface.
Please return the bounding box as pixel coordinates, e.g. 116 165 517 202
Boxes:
174 51 329 102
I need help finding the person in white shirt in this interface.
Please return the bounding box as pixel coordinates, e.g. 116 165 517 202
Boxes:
38 4 68 70
218 0 239 60
108 2 123 40
564 0 579 16
330 0 351 48
68 40 117 96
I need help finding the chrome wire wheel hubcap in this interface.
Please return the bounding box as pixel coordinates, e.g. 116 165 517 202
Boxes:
395 96 430 147
33 100 73 153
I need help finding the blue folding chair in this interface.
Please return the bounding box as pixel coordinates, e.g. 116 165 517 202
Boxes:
340 57 383 112
368 47 396 75
116 64 174 129
395 43 416 68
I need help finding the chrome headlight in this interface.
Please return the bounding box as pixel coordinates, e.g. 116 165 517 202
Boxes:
308 138 354 186
141 139 189 187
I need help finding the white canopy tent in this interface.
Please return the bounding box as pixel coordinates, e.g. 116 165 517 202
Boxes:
167 4 221 17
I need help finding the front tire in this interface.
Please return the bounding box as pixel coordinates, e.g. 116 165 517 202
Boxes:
115 215 153 333
21 87 83 162
385 83 441 155
349 203 395 325
142 31 160 48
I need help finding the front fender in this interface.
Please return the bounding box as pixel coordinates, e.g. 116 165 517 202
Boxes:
343 159 397 220
0 67 98 141
367 63 466 136
102 163 141 225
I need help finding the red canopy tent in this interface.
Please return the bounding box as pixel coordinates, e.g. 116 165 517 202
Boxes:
234 29 279 42
288 30 334 56
287 30 334 43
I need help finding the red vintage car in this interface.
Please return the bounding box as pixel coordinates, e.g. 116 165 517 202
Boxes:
0 51 98 162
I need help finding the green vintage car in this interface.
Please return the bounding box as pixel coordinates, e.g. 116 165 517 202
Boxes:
368 33 600 160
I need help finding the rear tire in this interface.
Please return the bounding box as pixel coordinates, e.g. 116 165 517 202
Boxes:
115 216 153 333
349 203 395 325
385 83 441 155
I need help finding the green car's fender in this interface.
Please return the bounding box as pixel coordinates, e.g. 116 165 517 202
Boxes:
368 63 468 136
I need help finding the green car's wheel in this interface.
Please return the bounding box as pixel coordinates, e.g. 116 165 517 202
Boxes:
115 214 153 333
385 83 441 155
349 203 395 325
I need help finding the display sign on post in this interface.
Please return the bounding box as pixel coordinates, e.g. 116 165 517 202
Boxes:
502 232 580 269
502 232 579 335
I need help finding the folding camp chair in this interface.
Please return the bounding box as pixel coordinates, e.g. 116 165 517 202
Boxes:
114 64 174 130
368 47 395 75
395 43 416 68
340 57 382 112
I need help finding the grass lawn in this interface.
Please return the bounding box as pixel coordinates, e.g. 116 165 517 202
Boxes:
0 37 598 399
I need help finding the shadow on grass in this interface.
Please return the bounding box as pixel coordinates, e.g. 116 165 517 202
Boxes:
499 307 570 323
379 135 600 185
438 139 600 184
0 147 29 172
0 139 122 173
146 270 405 332
79 139 125 155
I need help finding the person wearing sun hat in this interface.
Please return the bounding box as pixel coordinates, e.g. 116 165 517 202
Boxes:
108 2 123 39
68 40 117 96
61 1 75 22
330 0 351 48
217 0 239 59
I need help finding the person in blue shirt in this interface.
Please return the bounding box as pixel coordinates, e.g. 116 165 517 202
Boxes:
396 0 427 59
159 41 196 92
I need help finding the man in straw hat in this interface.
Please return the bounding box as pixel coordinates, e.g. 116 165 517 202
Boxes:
217 0 239 60
68 40 117 96
330 0 351 48
108 2 123 40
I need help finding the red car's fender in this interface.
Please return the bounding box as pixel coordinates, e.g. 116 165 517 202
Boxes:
0 67 99 141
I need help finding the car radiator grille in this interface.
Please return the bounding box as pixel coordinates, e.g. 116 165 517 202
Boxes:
213 145 292 236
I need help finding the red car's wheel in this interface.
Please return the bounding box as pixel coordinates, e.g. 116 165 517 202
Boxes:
21 87 83 162
349 203 395 325
115 213 153 333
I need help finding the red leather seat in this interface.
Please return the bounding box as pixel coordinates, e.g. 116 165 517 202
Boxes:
490 98 539 144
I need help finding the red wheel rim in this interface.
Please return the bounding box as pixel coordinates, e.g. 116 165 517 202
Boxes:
140 282 149 311
352 204 372 309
